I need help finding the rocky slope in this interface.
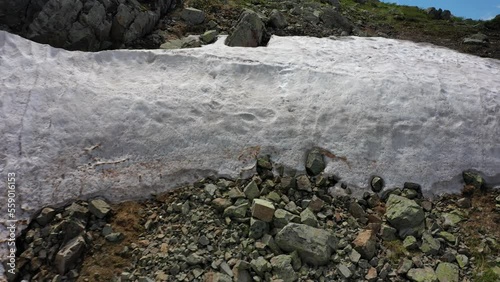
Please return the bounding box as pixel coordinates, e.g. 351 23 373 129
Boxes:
7 154 500 281
1 0 499 58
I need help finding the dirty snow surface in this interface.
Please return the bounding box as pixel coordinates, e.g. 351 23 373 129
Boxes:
1 30 500 246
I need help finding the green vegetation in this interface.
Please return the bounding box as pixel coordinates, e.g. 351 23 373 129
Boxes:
382 240 410 264
474 268 500 282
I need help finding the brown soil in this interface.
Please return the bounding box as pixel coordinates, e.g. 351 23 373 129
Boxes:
77 201 145 282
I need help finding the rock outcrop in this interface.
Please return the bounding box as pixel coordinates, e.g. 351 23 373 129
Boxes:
0 0 177 51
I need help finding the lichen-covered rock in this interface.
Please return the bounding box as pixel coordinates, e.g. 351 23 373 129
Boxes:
385 195 425 237
275 223 337 265
407 267 438 282
435 262 459 282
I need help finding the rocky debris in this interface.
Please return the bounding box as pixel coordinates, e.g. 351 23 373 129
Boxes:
462 33 489 46
9 155 498 281
225 10 267 47
485 15 500 30
0 0 176 51
10 198 114 280
385 194 425 238
426 7 452 20
181 7 205 25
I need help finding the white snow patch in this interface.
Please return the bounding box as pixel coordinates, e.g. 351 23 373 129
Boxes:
0 31 500 269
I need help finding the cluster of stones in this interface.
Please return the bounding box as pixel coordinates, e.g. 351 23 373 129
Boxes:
163 0 356 49
9 151 499 282
8 199 117 281
111 153 495 281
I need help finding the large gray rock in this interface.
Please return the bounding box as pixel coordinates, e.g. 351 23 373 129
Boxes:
181 7 205 25
269 9 288 29
319 7 354 33
225 10 266 47
306 149 325 176
435 262 459 282
275 223 338 265
385 194 425 237
54 235 86 274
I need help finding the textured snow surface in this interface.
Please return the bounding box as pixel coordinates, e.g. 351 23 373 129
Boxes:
0 31 500 266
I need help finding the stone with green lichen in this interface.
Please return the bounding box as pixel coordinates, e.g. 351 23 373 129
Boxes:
223 203 248 218
441 212 463 228
455 254 468 268
244 181 260 200
267 191 281 202
407 267 438 282
385 195 425 238
435 262 459 282
462 171 483 189
403 235 418 250
420 232 440 255
200 30 218 44
438 231 456 243
300 208 318 227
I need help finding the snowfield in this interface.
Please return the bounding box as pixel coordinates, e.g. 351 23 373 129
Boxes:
0 30 499 267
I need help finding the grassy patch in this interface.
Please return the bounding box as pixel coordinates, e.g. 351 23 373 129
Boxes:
382 240 411 264
474 268 500 282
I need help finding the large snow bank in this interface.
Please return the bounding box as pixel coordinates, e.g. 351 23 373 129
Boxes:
0 30 499 264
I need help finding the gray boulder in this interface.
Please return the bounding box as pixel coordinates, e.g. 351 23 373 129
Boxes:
275 223 338 265
54 235 86 274
435 262 459 282
306 149 325 176
181 7 205 25
225 10 266 47
200 30 218 44
320 7 354 33
385 194 425 238
269 9 288 29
